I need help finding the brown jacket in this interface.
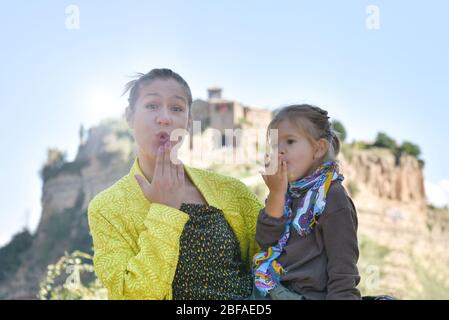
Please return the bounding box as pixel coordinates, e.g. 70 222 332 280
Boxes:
256 181 361 300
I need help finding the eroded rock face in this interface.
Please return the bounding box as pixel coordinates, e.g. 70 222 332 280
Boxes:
337 147 449 299
340 147 426 209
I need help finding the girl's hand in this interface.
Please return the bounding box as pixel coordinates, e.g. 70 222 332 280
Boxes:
260 153 288 196
134 142 186 210
260 154 288 218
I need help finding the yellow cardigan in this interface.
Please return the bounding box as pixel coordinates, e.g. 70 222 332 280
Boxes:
87 157 263 300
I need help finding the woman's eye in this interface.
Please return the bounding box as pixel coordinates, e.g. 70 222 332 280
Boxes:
171 106 184 112
287 139 295 145
145 104 159 110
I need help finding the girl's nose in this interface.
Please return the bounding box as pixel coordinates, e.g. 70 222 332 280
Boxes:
279 150 287 162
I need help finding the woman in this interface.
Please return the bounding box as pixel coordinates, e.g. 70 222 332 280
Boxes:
87 68 263 300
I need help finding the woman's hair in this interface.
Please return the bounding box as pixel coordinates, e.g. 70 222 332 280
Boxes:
267 104 341 162
122 68 193 115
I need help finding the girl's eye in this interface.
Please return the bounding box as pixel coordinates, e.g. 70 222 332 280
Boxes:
145 104 159 110
287 139 295 145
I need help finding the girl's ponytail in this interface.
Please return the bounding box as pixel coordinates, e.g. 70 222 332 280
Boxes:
329 129 341 159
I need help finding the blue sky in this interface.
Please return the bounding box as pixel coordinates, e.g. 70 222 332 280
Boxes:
1 1 448 246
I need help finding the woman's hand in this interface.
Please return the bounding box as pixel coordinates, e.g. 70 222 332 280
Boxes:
260 153 288 218
134 142 186 209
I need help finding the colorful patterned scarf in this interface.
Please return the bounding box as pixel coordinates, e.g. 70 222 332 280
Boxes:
252 160 344 296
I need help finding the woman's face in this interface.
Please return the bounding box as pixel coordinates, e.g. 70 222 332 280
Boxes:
127 78 190 159
271 119 322 182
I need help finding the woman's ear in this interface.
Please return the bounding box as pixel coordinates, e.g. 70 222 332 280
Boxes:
187 115 193 132
187 107 193 129
125 106 134 129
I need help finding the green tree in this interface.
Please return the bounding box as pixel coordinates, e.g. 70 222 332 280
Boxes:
400 141 421 158
331 120 347 142
373 132 397 150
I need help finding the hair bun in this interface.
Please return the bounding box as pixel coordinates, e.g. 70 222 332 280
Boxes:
311 106 328 117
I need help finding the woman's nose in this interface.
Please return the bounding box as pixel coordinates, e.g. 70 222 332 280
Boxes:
156 107 172 126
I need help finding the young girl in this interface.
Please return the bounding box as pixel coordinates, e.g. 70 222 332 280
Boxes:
252 104 361 300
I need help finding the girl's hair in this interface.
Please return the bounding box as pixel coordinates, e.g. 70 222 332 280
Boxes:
267 104 341 162
122 68 193 115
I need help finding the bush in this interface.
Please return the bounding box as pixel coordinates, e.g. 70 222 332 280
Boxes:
357 234 391 297
38 251 107 300
40 158 89 182
373 132 397 150
418 159 425 169
370 134 422 163
353 141 370 150
0 229 33 283
400 141 421 158
340 143 353 161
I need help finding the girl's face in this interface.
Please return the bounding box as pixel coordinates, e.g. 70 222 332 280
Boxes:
271 119 326 182
127 78 189 159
